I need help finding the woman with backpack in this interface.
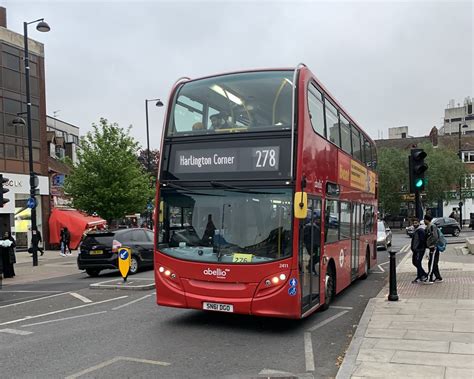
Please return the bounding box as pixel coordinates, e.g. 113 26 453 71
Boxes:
423 214 443 284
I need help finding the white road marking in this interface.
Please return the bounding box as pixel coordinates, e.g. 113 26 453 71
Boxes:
307 310 349 332
21 311 107 328
69 292 92 303
259 369 298 376
0 296 128 327
304 332 315 372
65 356 171 379
331 306 353 310
0 292 68 309
112 294 153 310
0 328 33 335
378 261 390 266
0 290 62 293
377 264 385 272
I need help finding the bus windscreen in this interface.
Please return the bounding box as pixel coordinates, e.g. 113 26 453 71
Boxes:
157 188 292 264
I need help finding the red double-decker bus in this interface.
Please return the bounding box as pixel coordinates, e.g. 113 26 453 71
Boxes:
154 65 377 318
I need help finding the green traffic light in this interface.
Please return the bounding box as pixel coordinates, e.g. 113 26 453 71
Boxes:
415 179 424 188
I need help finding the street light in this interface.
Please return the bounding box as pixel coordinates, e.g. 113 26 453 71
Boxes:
12 18 50 266
458 123 468 227
144 98 164 227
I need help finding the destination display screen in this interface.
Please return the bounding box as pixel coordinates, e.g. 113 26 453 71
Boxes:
161 137 291 180
174 146 280 174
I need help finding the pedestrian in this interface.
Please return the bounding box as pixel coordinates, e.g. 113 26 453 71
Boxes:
31 227 44 256
424 214 443 284
410 220 428 283
60 227 72 256
0 231 16 278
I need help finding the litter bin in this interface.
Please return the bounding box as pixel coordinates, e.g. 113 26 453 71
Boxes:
470 213 474 230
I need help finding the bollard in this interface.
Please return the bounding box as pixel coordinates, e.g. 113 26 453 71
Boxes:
388 249 399 301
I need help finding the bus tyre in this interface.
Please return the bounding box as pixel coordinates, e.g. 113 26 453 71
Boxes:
360 251 370 280
129 256 139 275
86 269 101 277
321 265 335 311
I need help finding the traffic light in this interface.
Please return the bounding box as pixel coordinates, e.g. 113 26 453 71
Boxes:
0 174 9 207
409 148 428 192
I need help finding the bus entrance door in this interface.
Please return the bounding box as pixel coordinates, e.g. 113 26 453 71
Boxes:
300 198 322 312
351 203 361 280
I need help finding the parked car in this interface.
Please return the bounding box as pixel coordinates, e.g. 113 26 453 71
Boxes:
77 228 154 277
433 217 461 237
377 221 392 250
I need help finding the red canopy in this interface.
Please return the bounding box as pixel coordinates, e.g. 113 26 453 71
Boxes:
49 208 107 249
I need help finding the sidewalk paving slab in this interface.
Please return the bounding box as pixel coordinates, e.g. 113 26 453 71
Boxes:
337 243 474 378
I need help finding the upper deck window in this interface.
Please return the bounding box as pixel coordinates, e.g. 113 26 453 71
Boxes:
168 71 293 136
308 84 325 137
325 100 340 147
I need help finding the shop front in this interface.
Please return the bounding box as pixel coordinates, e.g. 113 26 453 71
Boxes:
0 173 49 249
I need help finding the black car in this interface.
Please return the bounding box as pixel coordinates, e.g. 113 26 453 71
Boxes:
433 217 461 237
77 228 154 277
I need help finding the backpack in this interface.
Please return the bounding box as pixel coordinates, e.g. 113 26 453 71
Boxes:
436 228 447 252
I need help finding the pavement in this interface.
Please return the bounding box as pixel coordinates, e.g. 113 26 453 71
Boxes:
337 242 474 379
1 249 80 286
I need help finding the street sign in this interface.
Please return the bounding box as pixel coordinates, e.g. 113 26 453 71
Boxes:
118 247 131 281
27 197 37 209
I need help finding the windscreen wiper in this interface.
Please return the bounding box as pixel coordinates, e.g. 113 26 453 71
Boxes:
210 181 282 195
162 182 222 197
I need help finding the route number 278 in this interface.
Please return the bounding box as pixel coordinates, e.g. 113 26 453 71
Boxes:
255 149 277 168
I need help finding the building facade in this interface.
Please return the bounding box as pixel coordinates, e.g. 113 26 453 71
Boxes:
47 115 80 211
0 7 50 248
441 97 474 135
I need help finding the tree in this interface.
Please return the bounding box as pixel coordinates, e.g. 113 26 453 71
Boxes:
377 148 408 215
377 145 466 215
138 149 160 175
421 143 467 205
64 118 153 223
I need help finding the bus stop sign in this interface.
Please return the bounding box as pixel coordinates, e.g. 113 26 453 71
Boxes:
118 247 131 281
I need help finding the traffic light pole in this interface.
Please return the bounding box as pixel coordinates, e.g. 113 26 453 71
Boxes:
415 189 422 221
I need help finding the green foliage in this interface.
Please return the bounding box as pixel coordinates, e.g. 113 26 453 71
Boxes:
377 148 408 214
377 145 467 214
420 143 467 204
64 118 153 223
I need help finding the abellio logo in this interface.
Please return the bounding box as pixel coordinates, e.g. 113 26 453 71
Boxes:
203 268 230 278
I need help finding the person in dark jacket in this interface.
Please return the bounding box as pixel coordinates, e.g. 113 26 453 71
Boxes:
31 227 44 256
424 214 443 284
60 227 72 256
0 231 16 278
410 220 427 283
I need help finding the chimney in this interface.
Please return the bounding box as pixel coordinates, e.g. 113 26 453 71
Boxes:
0 7 6 28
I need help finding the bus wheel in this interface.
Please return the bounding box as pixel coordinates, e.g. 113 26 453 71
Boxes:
321 264 335 311
360 250 370 280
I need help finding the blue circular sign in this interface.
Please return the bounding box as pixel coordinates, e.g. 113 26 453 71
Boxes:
119 249 129 260
27 197 37 209
289 278 297 287
288 287 297 296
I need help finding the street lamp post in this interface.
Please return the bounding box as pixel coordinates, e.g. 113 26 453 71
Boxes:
458 123 468 228
13 19 50 266
144 98 163 227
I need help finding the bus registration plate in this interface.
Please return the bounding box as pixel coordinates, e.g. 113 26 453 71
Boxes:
203 302 234 313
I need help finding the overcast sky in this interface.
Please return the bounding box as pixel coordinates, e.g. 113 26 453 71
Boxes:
3 0 473 149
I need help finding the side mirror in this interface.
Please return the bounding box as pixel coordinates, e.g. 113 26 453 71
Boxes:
294 192 308 219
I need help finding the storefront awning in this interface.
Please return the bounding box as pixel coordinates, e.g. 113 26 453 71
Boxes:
49 208 107 249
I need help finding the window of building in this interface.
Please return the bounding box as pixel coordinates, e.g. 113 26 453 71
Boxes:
32 120 40 141
340 115 351 155
462 151 474 162
2 52 20 71
2 44 20 56
351 125 362 162
326 100 339 147
29 61 38 77
3 68 21 92
308 84 325 137
451 117 462 122
3 98 22 115
0 144 4 158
